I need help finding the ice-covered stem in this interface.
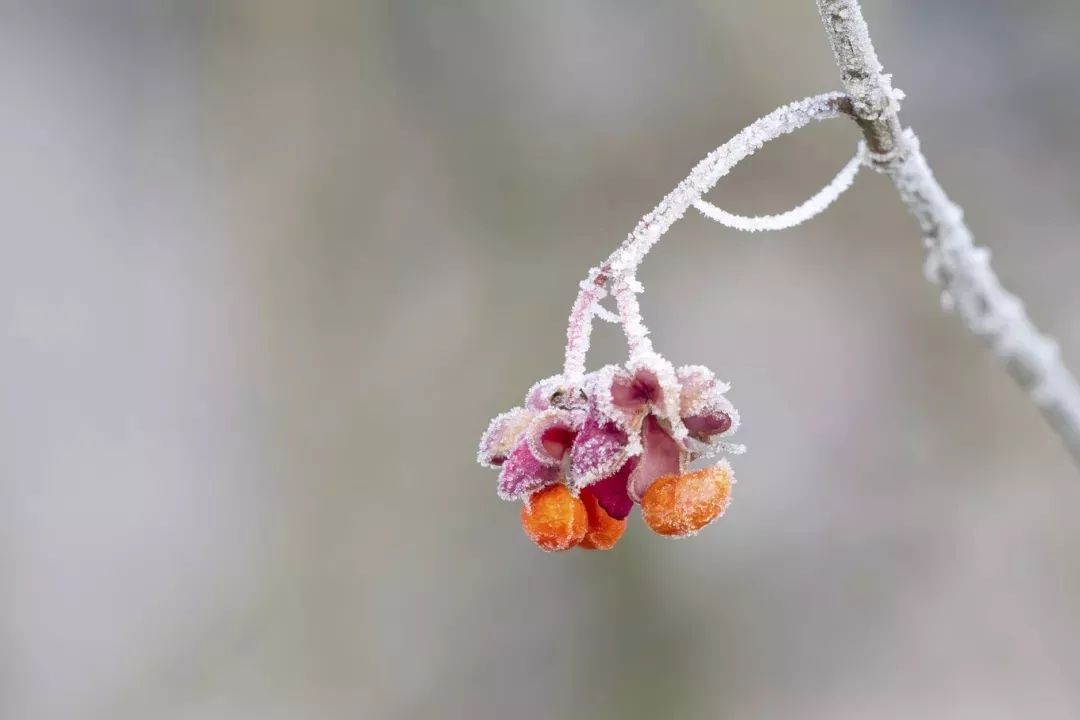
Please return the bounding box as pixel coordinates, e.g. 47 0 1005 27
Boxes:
815 0 902 157
816 0 1080 465
612 276 653 358
602 92 853 280
562 92 855 377
564 270 606 384
694 146 863 232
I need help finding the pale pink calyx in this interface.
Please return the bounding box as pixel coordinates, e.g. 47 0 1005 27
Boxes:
574 357 741 511
676 365 741 447
592 354 682 434
497 441 561 501
478 407 534 469
628 415 685 501
569 408 632 491
525 408 581 466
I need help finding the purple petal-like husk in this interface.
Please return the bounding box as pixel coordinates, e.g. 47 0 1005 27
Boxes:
676 365 717 416
570 409 631 488
477 407 534 468
628 415 684 501
683 410 732 439
524 408 580 466
610 366 660 411
675 365 739 439
585 458 638 520
524 374 565 411
497 441 560 501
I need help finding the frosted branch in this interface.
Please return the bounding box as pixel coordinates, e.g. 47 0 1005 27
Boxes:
563 272 606 384
602 92 853 280
693 145 863 232
612 276 653 359
562 92 855 377
816 0 1080 465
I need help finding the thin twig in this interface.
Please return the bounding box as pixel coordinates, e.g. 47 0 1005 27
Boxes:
693 145 863 232
563 93 856 382
815 0 1080 466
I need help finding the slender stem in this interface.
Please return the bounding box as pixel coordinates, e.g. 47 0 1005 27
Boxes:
563 273 606 384
602 92 853 281
693 145 863 232
562 92 855 378
612 278 654 359
816 0 1080 465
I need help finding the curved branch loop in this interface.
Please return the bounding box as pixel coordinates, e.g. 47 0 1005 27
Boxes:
563 92 856 380
693 144 863 232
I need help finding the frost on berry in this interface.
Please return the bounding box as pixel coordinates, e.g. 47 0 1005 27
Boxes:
641 460 734 538
520 484 587 552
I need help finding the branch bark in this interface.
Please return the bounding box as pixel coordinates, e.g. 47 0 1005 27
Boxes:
816 0 1080 466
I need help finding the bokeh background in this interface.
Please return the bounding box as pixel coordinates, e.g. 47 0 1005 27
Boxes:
4 1 1080 718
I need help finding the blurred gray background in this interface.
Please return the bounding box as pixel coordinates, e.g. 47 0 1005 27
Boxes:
3 1 1080 718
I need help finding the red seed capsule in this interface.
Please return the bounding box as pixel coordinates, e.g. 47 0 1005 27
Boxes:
578 487 628 551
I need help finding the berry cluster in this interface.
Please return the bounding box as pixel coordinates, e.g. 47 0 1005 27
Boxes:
479 354 741 551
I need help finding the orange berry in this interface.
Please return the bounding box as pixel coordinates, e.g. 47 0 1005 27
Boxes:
578 488 628 551
640 463 733 538
520 484 588 552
